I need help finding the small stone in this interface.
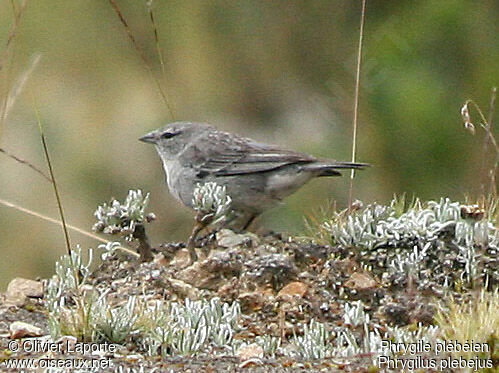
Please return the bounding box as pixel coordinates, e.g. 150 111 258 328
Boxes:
204 249 243 277
153 253 169 266
5 278 44 306
9 321 44 339
177 260 220 290
171 248 197 269
7 278 43 297
277 281 308 301
245 254 297 290
238 288 274 312
216 229 258 248
168 279 201 300
344 272 378 290
239 358 263 368
236 343 264 361
56 335 77 353
383 303 410 325
124 354 144 362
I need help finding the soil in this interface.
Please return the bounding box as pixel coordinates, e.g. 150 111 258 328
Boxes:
0 230 493 372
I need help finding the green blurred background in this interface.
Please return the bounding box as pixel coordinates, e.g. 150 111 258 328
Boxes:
0 0 497 288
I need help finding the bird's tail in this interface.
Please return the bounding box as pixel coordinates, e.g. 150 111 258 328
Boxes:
304 161 369 177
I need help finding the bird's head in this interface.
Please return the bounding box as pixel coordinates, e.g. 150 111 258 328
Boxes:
139 121 214 160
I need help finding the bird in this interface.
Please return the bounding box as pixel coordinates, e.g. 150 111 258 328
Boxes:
140 121 367 260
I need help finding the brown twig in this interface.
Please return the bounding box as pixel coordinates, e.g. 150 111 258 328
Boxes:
348 0 367 209
108 0 174 119
0 147 51 181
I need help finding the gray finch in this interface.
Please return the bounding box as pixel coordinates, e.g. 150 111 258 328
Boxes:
140 121 368 230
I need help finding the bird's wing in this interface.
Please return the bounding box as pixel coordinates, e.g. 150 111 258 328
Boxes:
181 130 317 177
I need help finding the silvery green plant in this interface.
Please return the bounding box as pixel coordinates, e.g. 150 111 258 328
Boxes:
388 243 431 285
324 198 497 250
46 245 93 316
286 319 439 363
389 324 440 346
46 247 144 342
255 335 281 358
283 307 441 362
289 319 333 360
323 197 498 289
93 189 155 261
92 295 142 344
140 298 241 357
332 325 384 361
334 301 384 362
343 300 369 328
97 241 123 261
45 246 97 340
55 245 93 292
93 189 154 239
192 182 232 225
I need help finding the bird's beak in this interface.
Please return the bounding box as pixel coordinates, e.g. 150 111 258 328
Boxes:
139 131 157 144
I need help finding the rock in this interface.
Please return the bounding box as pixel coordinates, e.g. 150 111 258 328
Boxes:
177 260 220 290
7 278 43 298
239 358 263 368
292 243 329 265
9 321 43 339
217 278 240 301
153 253 169 266
245 254 297 290
216 229 259 248
56 335 77 353
383 302 410 325
171 248 196 269
238 289 273 312
204 249 243 277
277 281 308 301
344 272 378 290
177 249 243 290
5 278 44 307
168 279 201 300
236 343 264 361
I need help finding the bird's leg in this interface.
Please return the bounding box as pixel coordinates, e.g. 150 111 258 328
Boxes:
241 214 258 231
216 213 258 233
186 211 215 262
132 224 154 262
186 222 203 262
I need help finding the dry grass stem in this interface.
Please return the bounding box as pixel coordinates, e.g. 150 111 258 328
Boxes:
147 0 166 79
0 196 140 258
35 108 72 256
1 54 41 125
348 0 367 209
0 146 51 181
435 290 498 361
462 94 499 197
0 196 103 243
108 0 174 119
0 0 29 135
0 0 28 72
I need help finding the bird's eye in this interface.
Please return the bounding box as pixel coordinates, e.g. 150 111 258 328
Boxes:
160 131 180 139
